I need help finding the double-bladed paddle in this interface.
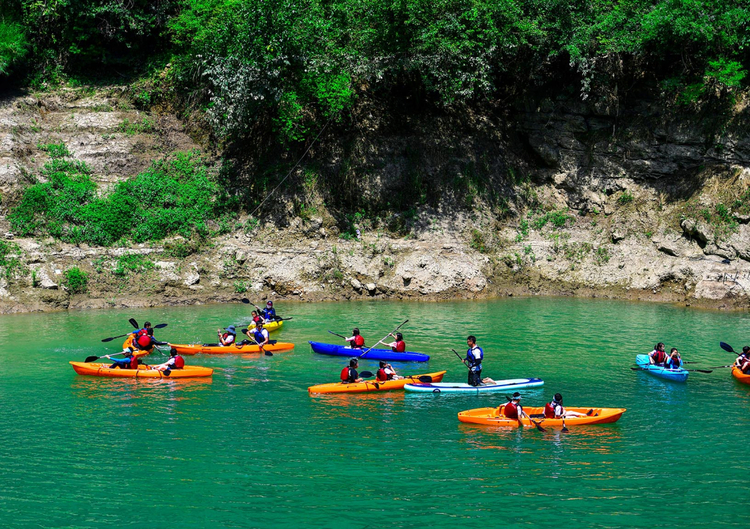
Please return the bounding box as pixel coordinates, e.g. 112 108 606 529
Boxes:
359 320 409 358
238 329 274 356
630 366 713 373
241 298 290 321
328 331 347 339
101 323 168 342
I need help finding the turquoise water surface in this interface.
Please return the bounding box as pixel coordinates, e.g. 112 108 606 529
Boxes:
1 297 749 528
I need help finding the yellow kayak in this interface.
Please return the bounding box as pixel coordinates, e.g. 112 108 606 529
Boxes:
70 361 213 378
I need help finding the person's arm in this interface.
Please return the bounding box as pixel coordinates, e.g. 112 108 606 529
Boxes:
345 336 355 343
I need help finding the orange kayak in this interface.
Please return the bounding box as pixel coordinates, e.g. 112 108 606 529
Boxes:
70 361 213 378
732 366 750 385
458 406 626 428
122 335 153 358
308 371 447 394
169 342 295 355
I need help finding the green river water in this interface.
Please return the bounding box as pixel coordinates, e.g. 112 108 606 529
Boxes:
1 297 749 528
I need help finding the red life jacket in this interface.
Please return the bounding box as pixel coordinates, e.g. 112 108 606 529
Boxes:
173 355 185 369
504 402 520 419
376 369 388 381
340 367 350 382
392 340 406 353
652 350 667 364
130 356 139 369
544 403 555 418
137 334 152 348
353 335 365 347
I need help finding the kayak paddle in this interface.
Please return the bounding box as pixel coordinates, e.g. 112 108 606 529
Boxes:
706 364 734 369
85 351 130 363
328 330 347 339
102 323 168 342
720 342 736 353
451 349 470 370
359 371 375 378
360 320 409 358
129 318 139 329
561 417 569 433
238 332 274 356
505 395 545 432
631 366 713 373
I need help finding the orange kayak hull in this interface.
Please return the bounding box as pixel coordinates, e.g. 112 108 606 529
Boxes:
70 361 213 378
122 335 153 358
308 371 447 394
732 366 750 385
169 342 295 355
458 406 626 428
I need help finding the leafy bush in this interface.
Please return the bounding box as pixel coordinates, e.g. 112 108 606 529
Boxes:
0 240 23 280
617 191 634 205
0 18 27 75
9 147 232 246
532 209 573 230
113 254 155 277
64 267 88 293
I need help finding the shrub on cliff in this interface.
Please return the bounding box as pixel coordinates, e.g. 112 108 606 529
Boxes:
9 149 233 246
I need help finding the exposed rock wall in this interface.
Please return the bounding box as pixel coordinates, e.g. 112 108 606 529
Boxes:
1 87 749 313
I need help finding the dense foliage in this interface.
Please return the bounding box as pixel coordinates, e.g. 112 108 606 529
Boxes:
9 145 232 245
2 1 749 141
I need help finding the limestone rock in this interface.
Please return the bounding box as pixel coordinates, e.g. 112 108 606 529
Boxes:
184 272 200 286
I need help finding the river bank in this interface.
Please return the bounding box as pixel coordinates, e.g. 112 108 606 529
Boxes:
2 86 750 313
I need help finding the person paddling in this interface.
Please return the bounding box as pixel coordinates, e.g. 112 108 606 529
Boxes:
465 335 483 387
648 342 668 366
154 348 185 372
108 348 140 370
735 346 750 373
345 328 365 349
665 348 683 370
244 321 270 350
544 393 586 418
341 358 363 383
262 301 278 322
385 332 406 353
502 392 528 423
134 327 168 351
376 361 401 381
251 311 263 325
218 326 237 346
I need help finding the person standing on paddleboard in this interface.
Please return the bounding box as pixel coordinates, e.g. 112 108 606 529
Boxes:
465 335 483 387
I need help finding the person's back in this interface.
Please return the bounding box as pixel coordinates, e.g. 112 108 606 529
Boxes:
503 401 520 419
341 359 360 383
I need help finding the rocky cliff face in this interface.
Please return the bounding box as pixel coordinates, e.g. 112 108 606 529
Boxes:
1 86 749 313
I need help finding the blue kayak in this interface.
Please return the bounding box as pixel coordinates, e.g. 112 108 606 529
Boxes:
308 341 430 362
635 354 688 382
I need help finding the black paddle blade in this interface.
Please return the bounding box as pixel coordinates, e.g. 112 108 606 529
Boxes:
101 337 115 343
84 355 99 363
531 420 546 432
241 298 250 304
694 369 713 373
562 425 569 433
418 375 433 383
264 351 274 356
129 318 139 329
360 370 374 378
240 328 248 334
154 323 168 329
720 342 735 353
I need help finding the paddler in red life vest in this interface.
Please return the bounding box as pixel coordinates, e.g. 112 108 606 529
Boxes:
155 347 185 372
345 328 365 349
734 346 750 373
665 348 683 369
648 342 667 366
341 358 363 383
386 332 406 353
251 311 262 325
544 393 586 418
376 361 402 381
130 321 153 349
502 392 527 423
108 348 140 370
217 325 237 346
